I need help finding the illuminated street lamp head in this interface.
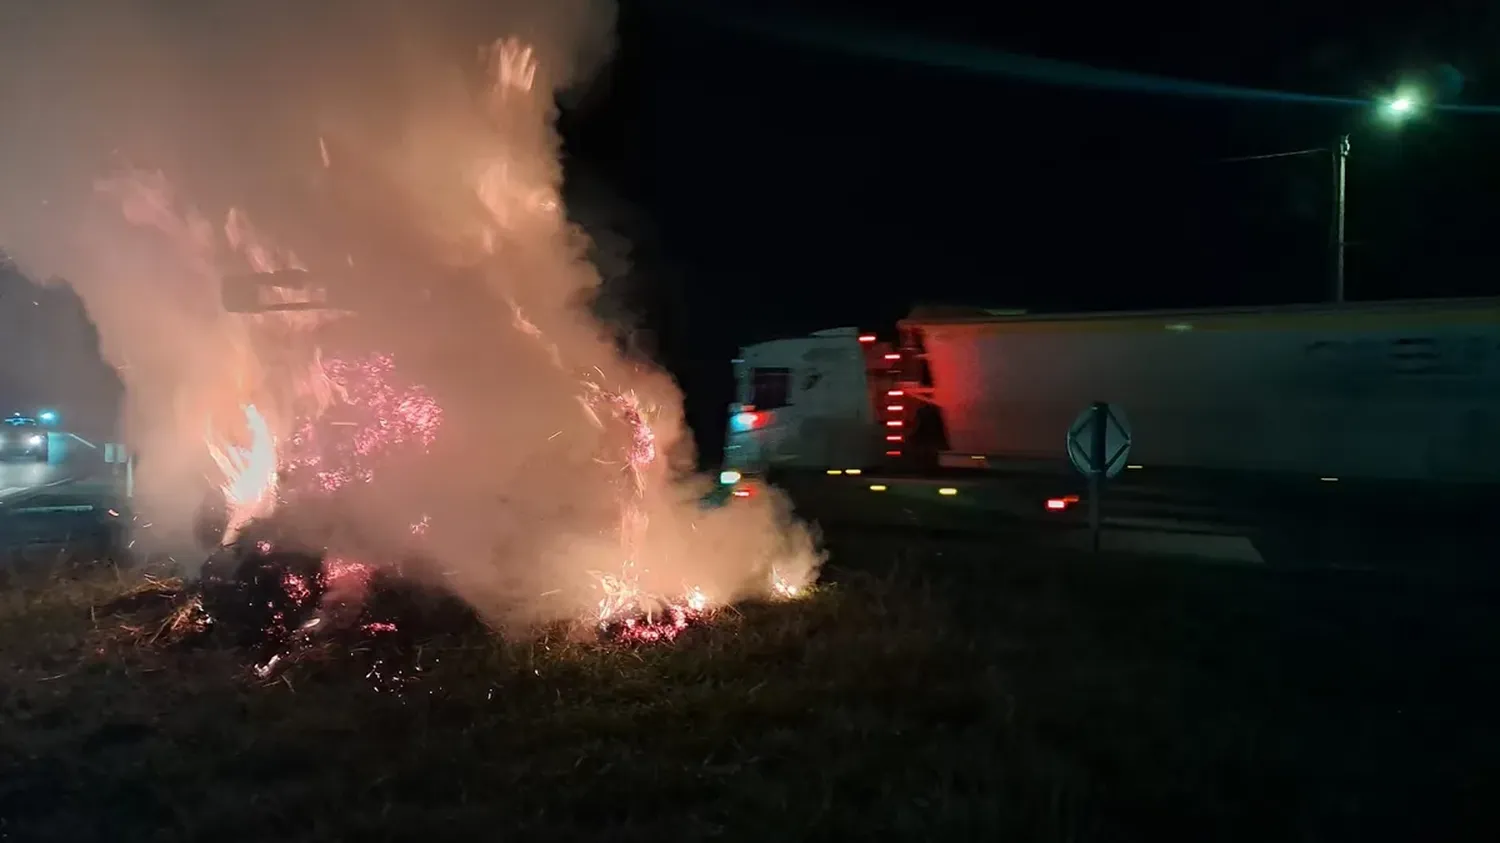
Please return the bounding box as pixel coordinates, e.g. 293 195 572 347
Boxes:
1380 89 1421 122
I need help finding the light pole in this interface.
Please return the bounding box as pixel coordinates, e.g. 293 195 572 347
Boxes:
1331 91 1420 303
1331 133 1350 303
1224 90 1420 304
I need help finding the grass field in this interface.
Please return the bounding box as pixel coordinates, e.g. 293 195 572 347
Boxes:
2 529 1498 842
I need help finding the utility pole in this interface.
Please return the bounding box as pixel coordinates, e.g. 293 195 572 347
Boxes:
1331 133 1350 304
1228 92 1414 304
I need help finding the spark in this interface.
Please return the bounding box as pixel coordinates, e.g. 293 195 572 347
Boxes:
281 352 442 495
281 571 313 607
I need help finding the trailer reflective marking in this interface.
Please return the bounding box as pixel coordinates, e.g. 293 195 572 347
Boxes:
869 484 888 492
937 487 958 496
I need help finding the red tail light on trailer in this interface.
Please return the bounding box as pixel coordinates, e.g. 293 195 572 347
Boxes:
1045 495 1080 512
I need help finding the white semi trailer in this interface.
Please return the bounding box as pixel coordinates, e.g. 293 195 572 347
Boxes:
722 297 1500 516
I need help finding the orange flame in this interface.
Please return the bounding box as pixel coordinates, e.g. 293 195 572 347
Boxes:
207 404 279 545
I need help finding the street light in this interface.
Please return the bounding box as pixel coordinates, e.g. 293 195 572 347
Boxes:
1226 89 1420 304
1379 87 1422 122
1332 89 1421 303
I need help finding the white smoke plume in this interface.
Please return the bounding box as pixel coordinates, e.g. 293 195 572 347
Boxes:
0 0 822 625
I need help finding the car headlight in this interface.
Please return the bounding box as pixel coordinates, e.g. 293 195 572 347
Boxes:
27 434 42 446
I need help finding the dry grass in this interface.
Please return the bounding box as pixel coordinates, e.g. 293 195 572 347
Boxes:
2 533 1498 842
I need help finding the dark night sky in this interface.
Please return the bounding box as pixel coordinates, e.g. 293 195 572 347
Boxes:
559 1 1500 449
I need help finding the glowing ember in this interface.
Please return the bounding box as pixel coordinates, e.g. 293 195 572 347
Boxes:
280 571 313 607
281 352 443 494
324 556 374 589
606 603 701 644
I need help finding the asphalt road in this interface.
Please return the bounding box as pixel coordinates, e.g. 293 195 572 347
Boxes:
0 432 82 500
0 432 128 559
771 469 1500 576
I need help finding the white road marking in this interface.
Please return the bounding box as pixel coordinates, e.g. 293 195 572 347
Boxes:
0 476 78 502
10 504 95 515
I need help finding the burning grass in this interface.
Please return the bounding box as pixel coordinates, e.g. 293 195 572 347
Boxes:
4 531 1498 842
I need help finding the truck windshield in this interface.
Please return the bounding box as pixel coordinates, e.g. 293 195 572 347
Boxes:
749 367 791 409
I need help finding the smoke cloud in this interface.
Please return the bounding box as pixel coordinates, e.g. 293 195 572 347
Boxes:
0 0 822 625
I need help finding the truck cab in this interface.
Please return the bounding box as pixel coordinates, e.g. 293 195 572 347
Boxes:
723 327 944 483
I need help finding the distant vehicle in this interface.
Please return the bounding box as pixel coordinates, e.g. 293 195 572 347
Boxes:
1 416 49 462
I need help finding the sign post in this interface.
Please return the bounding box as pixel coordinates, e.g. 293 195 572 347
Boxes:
1066 402 1133 553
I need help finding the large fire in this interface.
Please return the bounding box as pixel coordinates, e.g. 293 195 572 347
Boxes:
46 21 822 669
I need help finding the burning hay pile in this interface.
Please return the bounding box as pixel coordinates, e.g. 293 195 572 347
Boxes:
103 335 809 682
5 4 824 682
118 359 802 683
108 518 772 689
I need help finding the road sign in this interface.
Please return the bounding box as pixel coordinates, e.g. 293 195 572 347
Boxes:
1067 402 1132 479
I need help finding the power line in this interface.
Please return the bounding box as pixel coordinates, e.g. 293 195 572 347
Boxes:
1218 147 1328 163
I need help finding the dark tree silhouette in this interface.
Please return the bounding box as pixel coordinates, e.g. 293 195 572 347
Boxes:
0 255 124 440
